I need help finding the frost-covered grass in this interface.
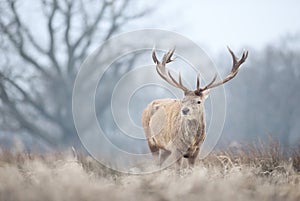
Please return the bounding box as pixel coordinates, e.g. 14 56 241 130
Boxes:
0 141 300 201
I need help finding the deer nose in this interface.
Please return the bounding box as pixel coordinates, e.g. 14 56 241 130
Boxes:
182 108 189 115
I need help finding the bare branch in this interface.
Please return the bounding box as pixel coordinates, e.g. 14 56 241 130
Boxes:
71 1 108 52
45 0 62 74
78 0 88 28
64 0 72 56
23 26 48 54
121 7 152 22
0 72 59 125
0 81 57 146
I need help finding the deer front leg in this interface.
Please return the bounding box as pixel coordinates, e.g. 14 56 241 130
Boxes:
188 147 200 167
159 149 171 166
175 156 182 171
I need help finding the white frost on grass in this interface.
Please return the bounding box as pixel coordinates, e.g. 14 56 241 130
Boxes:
0 151 299 201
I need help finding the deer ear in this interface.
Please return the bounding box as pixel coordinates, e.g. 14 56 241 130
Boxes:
201 90 210 99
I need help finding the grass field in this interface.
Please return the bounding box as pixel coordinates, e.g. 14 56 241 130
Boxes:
0 140 300 201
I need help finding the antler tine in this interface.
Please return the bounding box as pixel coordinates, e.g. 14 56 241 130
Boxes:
152 48 190 93
239 50 249 65
228 46 248 72
199 47 248 91
196 73 200 91
152 48 159 64
178 72 183 86
167 71 189 92
200 73 217 91
162 48 176 65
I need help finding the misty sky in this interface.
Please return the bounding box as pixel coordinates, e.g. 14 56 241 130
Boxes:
20 0 300 55
129 0 300 54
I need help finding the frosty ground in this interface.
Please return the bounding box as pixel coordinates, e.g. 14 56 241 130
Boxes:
0 142 300 201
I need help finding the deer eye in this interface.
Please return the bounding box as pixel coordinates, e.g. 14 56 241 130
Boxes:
197 101 201 104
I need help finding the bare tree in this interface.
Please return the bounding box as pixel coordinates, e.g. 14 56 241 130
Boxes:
0 0 149 148
224 35 300 147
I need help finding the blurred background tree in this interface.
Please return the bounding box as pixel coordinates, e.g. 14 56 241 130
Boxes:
223 35 300 147
0 0 149 148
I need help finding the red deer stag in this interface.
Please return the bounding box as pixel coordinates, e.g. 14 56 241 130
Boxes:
142 47 248 167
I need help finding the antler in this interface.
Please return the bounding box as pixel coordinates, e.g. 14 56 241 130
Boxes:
153 47 248 96
152 48 190 93
196 47 248 93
